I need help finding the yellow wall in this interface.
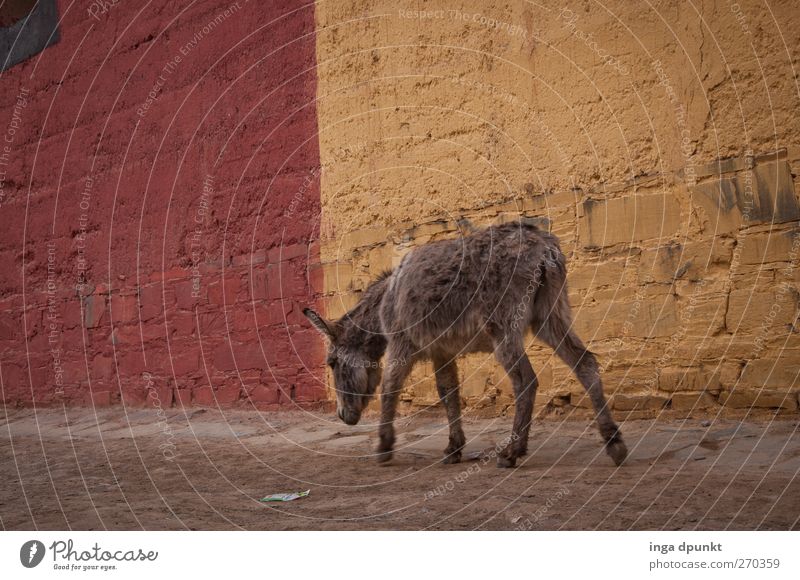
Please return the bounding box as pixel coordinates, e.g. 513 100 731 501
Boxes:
314 0 800 416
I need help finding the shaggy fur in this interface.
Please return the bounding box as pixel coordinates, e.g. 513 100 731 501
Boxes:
304 222 627 468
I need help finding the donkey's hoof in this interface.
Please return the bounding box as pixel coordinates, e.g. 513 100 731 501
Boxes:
606 439 628 466
496 454 516 468
376 450 394 464
442 451 462 465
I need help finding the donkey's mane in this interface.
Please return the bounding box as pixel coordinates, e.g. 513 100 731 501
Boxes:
373 269 394 283
334 268 393 357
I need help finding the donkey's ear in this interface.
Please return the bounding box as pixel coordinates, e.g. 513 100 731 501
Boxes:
303 308 336 341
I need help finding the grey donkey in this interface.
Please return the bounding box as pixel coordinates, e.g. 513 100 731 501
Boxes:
303 222 627 468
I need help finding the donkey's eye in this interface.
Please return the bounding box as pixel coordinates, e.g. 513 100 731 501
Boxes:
328 359 337 369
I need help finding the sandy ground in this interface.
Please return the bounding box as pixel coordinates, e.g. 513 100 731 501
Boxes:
1 406 799 530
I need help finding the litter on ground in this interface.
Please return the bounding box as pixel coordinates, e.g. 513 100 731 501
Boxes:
259 490 310 502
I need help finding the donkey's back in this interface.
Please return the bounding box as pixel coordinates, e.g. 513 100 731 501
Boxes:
380 222 563 356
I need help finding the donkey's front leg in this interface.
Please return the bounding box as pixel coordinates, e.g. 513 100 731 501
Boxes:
376 341 413 464
433 354 465 464
493 337 538 468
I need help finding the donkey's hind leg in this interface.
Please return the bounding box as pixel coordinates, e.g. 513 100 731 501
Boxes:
539 326 626 466
433 354 466 464
490 332 538 468
532 249 627 466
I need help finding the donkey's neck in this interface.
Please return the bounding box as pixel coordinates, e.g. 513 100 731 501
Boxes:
337 273 390 360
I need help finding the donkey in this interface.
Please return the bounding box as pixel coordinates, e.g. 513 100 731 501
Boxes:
303 221 627 468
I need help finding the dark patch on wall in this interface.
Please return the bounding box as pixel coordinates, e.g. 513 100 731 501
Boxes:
0 0 59 71
692 159 800 230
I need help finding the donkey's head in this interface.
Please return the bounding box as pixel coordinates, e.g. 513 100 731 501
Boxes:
303 308 383 425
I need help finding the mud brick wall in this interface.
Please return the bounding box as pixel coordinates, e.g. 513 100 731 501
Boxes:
3 0 799 417
313 0 800 416
0 1 326 409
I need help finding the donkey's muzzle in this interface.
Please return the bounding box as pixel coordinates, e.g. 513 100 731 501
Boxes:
338 407 361 425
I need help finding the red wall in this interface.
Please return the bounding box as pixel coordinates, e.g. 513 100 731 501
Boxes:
0 0 327 410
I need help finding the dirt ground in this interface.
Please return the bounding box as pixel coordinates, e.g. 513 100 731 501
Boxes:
1 406 799 530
